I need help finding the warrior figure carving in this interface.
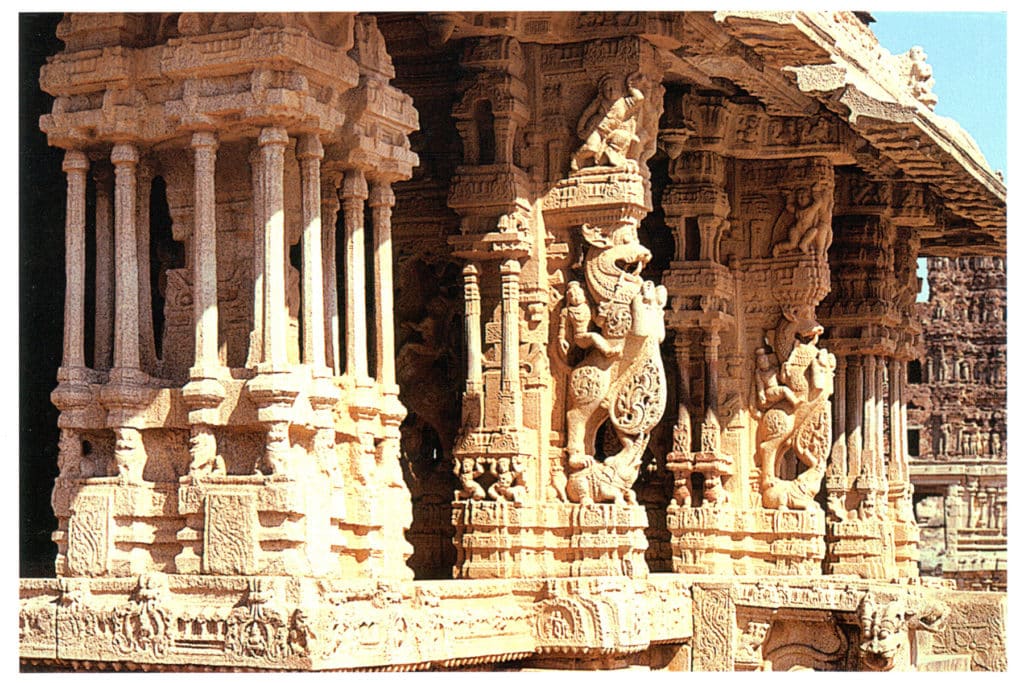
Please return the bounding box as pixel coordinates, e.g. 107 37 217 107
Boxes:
571 72 647 171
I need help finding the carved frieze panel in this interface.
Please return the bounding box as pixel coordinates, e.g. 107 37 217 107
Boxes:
691 584 735 671
66 493 112 577
204 492 258 575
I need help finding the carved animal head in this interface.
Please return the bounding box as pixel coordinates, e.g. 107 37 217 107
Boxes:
579 222 652 306
857 594 911 671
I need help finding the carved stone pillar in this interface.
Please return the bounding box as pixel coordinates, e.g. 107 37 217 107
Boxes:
674 334 692 455
341 169 369 379
297 134 326 369
499 258 522 428
701 325 721 452
93 164 114 371
847 356 863 481
369 181 396 386
258 127 290 368
702 326 720 416
875 357 886 480
463 263 483 395
862 354 877 477
111 142 141 374
888 357 902 482
321 178 341 375
461 262 484 432
61 150 89 372
135 159 157 374
191 131 220 369
898 361 909 475
247 143 265 367
832 355 848 479
182 131 226 480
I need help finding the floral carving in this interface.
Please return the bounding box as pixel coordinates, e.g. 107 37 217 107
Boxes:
225 579 289 662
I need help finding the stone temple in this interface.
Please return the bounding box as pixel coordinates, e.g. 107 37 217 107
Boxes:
19 11 1006 672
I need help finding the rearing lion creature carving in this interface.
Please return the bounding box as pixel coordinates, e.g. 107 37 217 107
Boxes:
754 310 836 510
557 222 667 505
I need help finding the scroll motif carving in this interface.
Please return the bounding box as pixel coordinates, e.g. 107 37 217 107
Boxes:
111 573 173 658
66 494 111 577
692 586 735 672
225 579 290 662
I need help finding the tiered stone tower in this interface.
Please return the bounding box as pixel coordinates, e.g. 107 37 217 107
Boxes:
907 256 1006 590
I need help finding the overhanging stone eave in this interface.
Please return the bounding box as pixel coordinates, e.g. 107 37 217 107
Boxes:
783 78 1006 237
715 10 1005 235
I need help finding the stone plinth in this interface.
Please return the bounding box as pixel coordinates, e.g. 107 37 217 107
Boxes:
453 502 649 579
668 506 825 576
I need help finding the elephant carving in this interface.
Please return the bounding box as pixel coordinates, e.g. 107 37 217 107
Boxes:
754 311 836 510
557 221 667 505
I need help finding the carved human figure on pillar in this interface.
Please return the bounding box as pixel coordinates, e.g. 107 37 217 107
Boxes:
754 347 799 411
488 457 526 504
558 280 620 360
560 223 667 505
455 457 486 501
571 72 646 172
754 317 836 510
114 428 146 484
771 181 833 258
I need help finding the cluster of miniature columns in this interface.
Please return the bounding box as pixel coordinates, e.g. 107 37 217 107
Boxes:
60 127 398 385
460 258 523 428
831 354 911 490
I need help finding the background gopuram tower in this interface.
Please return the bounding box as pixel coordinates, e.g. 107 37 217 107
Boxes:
907 256 1006 590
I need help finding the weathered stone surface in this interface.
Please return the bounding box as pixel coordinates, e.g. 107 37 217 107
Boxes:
21 10 1006 673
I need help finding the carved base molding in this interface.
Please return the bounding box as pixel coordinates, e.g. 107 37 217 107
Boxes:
451 501 649 579
19 574 1004 671
667 506 825 576
18 574 693 671
825 519 892 579
53 476 411 581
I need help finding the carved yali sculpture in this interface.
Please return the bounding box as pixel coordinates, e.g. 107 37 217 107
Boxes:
558 222 667 505
571 72 647 172
857 593 950 671
754 312 836 510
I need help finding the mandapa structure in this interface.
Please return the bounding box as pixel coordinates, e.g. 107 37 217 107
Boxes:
907 256 1006 591
19 11 1006 672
